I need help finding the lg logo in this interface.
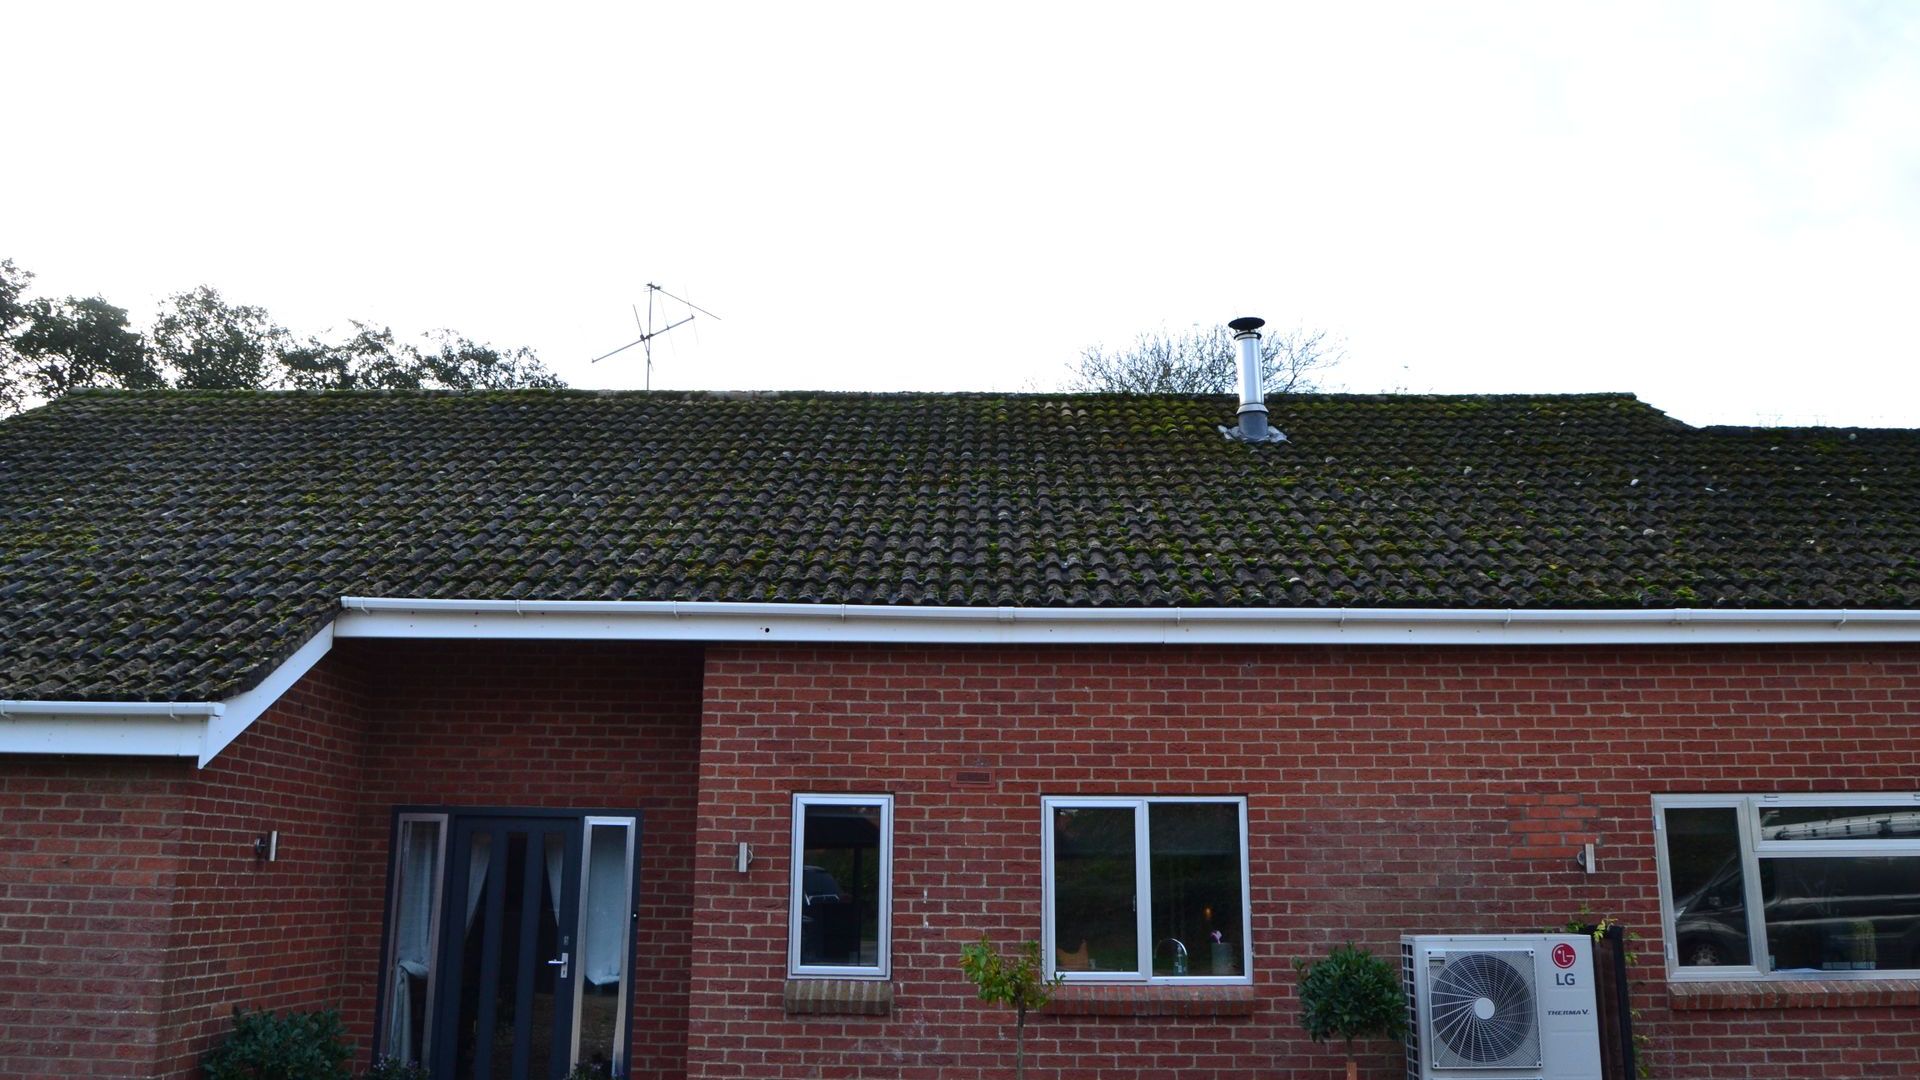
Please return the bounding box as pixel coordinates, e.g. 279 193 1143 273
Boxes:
1552 942 1578 985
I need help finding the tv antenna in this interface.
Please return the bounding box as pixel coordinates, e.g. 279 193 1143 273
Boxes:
589 283 721 390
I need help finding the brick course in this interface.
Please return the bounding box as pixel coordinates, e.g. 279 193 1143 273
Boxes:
348 642 702 1080
688 643 1920 1080
0 758 190 1078
0 641 703 1080
8 639 1920 1079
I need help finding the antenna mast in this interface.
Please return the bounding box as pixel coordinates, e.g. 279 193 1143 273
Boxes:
588 283 721 389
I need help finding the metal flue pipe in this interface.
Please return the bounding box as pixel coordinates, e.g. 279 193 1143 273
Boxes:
1229 316 1268 441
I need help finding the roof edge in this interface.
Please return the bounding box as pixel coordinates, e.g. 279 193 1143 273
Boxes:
335 597 1920 646
0 623 334 766
11 599 1919 762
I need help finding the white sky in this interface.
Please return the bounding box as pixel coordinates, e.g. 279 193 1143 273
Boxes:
4 1 1916 427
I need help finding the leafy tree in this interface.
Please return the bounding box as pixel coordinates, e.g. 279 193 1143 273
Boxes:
0 258 569 415
960 936 1062 1080
417 330 565 390
1069 322 1341 394
279 325 565 391
8 294 163 401
0 260 28 342
1296 943 1407 1080
279 321 424 391
152 285 287 390
0 259 32 414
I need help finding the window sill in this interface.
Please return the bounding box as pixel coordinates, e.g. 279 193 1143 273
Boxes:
1668 978 1920 1011
1045 983 1257 1018
783 978 893 1016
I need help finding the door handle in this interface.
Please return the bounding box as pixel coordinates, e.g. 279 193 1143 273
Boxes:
547 952 569 979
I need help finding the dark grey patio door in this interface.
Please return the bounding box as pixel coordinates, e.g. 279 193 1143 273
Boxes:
434 815 583 1080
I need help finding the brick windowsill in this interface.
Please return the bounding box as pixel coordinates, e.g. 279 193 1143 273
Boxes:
1668 978 1920 1011
1045 983 1258 1018
783 978 893 1016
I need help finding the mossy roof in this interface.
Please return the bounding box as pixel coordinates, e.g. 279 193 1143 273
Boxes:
3 388 1918 700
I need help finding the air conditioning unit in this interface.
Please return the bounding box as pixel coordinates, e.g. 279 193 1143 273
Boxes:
1401 934 1602 1080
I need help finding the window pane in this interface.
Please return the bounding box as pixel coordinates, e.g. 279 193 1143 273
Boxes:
1759 805 1920 842
576 823 631 1077
384 817 442 1066
1761 857 1920 972
798 802 882 967
1664 807 1751 967
1051 806 1138 974
1148 802 1243 977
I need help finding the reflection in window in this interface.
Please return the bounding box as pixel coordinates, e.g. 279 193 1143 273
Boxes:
1760 806 1920 842
1656 794 1920 979
790 795 892 976
1762 857 1920 972
1052 806 1138 974
1662 806 1752 967
1043 797 1249 982
1149 802 1245 977
573 819 634 1079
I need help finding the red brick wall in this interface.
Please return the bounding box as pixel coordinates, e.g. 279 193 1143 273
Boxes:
348 641 703 1080
0 757 191 1079
0 640 704 1080
688 643 1920 1080
10 639 1919 1079
152 650 372 1075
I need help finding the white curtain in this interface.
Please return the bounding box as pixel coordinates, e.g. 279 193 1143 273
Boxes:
386 820 442 1065
465 831 492 931
545 836 565 928
582 825 630 986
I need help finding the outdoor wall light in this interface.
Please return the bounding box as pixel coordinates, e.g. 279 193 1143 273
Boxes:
254 831 278 862
735 841 753 874
1573 840 1597 875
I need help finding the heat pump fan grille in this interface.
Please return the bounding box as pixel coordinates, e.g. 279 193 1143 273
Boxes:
1428 950 1541 1069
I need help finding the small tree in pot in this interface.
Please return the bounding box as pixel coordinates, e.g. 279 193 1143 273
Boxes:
960 936 1062 1080
1296 943 1407 1080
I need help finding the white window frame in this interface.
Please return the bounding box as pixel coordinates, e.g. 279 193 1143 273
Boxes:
788 793 893 979
1040 795 1253 985
1653 792 1920 982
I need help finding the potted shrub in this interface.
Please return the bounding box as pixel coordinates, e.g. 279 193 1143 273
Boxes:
1295 943 1406 1080
960 936 1062 1080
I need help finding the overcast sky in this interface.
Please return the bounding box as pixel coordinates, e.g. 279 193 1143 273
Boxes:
5 2 1916 426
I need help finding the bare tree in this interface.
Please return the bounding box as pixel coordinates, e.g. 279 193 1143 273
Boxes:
1067 322 1341 394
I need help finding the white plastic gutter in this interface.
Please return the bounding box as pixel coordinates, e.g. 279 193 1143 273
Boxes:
334 597 1920 646
0 623 334 767
13 601 1920 766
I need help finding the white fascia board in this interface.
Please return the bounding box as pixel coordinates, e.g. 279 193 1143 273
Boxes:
0 708 213 758
334 597 1920 646
198 622 335 766
0 623 335 766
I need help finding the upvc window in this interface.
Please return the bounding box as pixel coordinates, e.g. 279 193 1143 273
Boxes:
1654 793 1920 980
1041 796 1251 983
788 794 893 978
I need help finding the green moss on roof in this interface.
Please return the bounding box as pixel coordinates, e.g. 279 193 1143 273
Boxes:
2 388 1918 700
